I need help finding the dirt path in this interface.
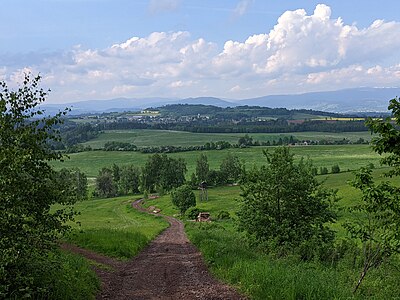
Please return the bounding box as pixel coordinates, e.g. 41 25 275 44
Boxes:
65 197 245 299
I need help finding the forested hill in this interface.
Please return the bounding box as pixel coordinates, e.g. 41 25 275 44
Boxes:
150 104 354 119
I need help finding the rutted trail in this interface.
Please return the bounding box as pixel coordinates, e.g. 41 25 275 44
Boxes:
66 198 245 299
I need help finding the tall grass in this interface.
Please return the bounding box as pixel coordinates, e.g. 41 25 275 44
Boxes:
67 228 148 259
62 195 168 259
186 221 400 300
6 250 99 300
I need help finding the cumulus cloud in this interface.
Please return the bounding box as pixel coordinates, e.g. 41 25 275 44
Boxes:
1 4 400 102
148 0 181 14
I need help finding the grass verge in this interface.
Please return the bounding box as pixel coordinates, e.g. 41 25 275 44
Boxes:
64 195 168 260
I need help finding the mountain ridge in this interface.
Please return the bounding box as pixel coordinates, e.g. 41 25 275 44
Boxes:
41 87 400 115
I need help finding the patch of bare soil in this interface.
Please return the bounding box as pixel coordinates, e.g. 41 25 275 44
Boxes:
64 197 246 299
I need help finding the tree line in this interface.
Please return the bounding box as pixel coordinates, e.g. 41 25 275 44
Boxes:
94 152 243 198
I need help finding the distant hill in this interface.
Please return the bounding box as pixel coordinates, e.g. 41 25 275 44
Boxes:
238 88 400 113
41 87 399 115
41 97 234 115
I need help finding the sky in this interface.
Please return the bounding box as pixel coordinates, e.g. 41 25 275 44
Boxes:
1 0 400 104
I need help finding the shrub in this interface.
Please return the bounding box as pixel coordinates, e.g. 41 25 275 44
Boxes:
217 210 231 220
171 185 196 215
331 164 340 173
186 207 201 220
320 166 329 175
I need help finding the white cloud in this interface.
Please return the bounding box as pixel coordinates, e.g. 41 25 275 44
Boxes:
1 4 400 102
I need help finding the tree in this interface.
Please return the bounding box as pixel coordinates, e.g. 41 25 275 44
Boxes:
219 153 243 184
238 134 253 147
237 147 337 258
331 164 340 174
55 168 88 201
344 97 400 293
367 97 400 177
171 185 196 215
141 154 187 192
95 167 117 198
344 167 400 293
112 163 121 182
119 164 140 195
0 75 78 297
196 153 209 182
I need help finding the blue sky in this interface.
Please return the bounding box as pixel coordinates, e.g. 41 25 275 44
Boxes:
1 0 400 103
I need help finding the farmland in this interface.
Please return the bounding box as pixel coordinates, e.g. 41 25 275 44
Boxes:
81 129 374 149
55 143 380 177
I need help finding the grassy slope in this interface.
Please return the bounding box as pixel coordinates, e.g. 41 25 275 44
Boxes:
55 144 381 177
82 129 374 149
64 195 168 259
143 170 400 299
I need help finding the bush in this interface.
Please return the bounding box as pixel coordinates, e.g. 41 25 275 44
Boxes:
320 166 329 175
186 207 201 220
331 164 340 174
217 210 230 220
171 185 196 215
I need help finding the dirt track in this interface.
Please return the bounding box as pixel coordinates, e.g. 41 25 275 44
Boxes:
64 198 245 299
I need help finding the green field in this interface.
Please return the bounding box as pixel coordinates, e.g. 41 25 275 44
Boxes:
55 144 382 177
64 195 168 259
82 129 374 149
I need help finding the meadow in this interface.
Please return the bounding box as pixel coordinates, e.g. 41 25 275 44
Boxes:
81 129 374 149
55 143 380 178
64 195 168 259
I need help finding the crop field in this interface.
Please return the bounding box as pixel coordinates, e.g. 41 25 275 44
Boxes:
55 144 381 177
81 129 374 149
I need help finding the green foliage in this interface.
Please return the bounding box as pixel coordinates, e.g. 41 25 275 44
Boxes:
320 166 329 175
216 210 230 220
344 97 400 293
331 164 341 174
238 134 254 147
141 153 187 192
345 167 400 292
237 147 338 257
118 164 140 194
186 222 400 300
55 168 88 201
196 153 210 182
367 97 400 177
171 185 196 214
186 207 201 220
0 75 79 297
34 250 99 300
95 167 118 198
219 153 243 184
